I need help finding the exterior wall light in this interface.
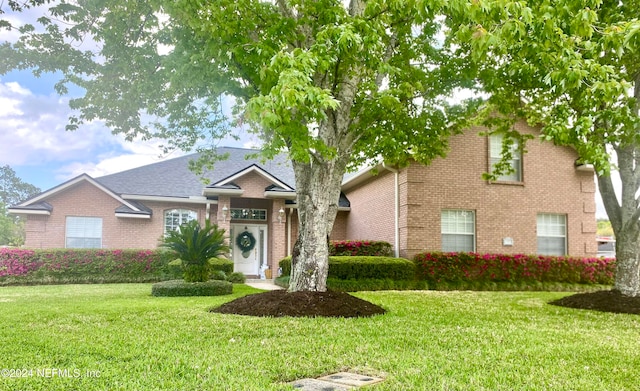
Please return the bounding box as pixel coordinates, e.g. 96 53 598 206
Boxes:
278 208 285 224
222 205 228 222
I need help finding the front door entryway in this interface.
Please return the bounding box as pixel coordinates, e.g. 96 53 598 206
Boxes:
230 224 267 275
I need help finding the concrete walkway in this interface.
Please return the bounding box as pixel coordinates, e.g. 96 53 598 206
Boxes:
245 279 283 290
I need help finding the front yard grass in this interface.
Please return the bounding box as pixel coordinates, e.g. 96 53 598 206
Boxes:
0 284 638 391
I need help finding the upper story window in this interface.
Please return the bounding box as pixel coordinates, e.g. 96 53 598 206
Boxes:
164 209 197 235
66 216 102 248
537 213 567 256
441 209 476 252
489 133 522 182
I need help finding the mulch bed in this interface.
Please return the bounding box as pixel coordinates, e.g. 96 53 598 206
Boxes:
210 290 386 318
549 290 640 315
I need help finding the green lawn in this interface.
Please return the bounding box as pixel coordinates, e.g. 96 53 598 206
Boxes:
0 284 638 391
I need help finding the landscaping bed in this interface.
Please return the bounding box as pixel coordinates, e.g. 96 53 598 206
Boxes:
211 289 386 318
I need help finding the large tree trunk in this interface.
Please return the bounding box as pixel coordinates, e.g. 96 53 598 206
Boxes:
288 154 348 292
598 144 640 297
613 229 640 296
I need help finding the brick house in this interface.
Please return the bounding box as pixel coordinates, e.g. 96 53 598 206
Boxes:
9 120 597 276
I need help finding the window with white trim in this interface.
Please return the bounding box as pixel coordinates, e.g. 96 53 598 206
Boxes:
489 133 522 182
537 213 567 255
441 210 476 252
164 209 197 235
66 216 102 248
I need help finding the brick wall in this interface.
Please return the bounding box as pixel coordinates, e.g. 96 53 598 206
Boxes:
22 180 211 249
344 120 597 259
343 170 396 245
401 121 596 258
234 171 274 198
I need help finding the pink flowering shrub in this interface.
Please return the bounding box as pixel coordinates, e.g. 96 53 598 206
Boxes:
330 240 393 256
0 248 175 285
413 252 615 285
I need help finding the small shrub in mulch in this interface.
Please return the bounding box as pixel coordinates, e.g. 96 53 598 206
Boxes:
210 290 386 318
549 290 640 315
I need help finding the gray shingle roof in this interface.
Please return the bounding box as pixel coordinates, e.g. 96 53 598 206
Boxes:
95 147 295 198
9 201 53 211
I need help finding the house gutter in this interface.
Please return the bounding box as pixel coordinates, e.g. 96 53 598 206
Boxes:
382 163 400 258
287 208 292 257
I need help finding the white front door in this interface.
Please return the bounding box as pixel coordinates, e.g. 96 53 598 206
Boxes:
231 224 266 275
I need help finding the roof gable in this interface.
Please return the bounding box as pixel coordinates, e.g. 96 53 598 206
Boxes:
94 147 295 198
14 174 144 213
210 164 294 191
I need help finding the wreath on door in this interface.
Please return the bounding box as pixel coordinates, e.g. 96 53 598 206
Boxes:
236 231 256 258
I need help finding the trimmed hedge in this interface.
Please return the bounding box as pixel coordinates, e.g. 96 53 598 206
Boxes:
168 258 234 279
209 258 234 273
151 279 233 297
414 252 615 285
275 276 427 292
0 248 175 285
279 256 415 280
330 240 393 256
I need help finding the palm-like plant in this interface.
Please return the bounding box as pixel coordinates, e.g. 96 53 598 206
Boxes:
162 220 230 282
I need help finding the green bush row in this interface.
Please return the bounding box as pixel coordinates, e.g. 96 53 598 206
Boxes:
0 248 175 286
413 252 616 285
151 279 233 297
275 276 427 292
329 240 393 256
279 256 415 280
168 258 234 278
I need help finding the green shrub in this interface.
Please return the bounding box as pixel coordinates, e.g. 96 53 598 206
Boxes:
0 248 175 286
208 258 233 273
211 270 227 280
161 220 230 282
151 279 233 297
168 258 233 279
279 256 415 280
330 240 393 256
413 252 615 285
167 259 183 278
227 272 246 284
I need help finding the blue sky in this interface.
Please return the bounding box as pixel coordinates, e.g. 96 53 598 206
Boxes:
0 1 257 194
0 68 252 192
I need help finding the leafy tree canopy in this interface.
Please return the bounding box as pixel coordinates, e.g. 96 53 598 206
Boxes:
0 166 39 246
447 0 640 295
0 0 482 291
0 165 40 207
0 0 478 170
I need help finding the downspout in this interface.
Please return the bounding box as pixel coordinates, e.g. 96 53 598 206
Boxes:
287 208 292 257
382 163 400 258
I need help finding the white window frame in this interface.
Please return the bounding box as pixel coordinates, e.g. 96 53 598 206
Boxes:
537 213 567 256
65 216 103 249
489 133 522 182
164 209 197 235
441 210 476 252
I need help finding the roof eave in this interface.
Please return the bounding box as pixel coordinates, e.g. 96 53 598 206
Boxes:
264 191 297 200
341 164 385 191
115 213 151 219
213 164 294 191
202 188 245 196
7 208 51 216
121 194 215 204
